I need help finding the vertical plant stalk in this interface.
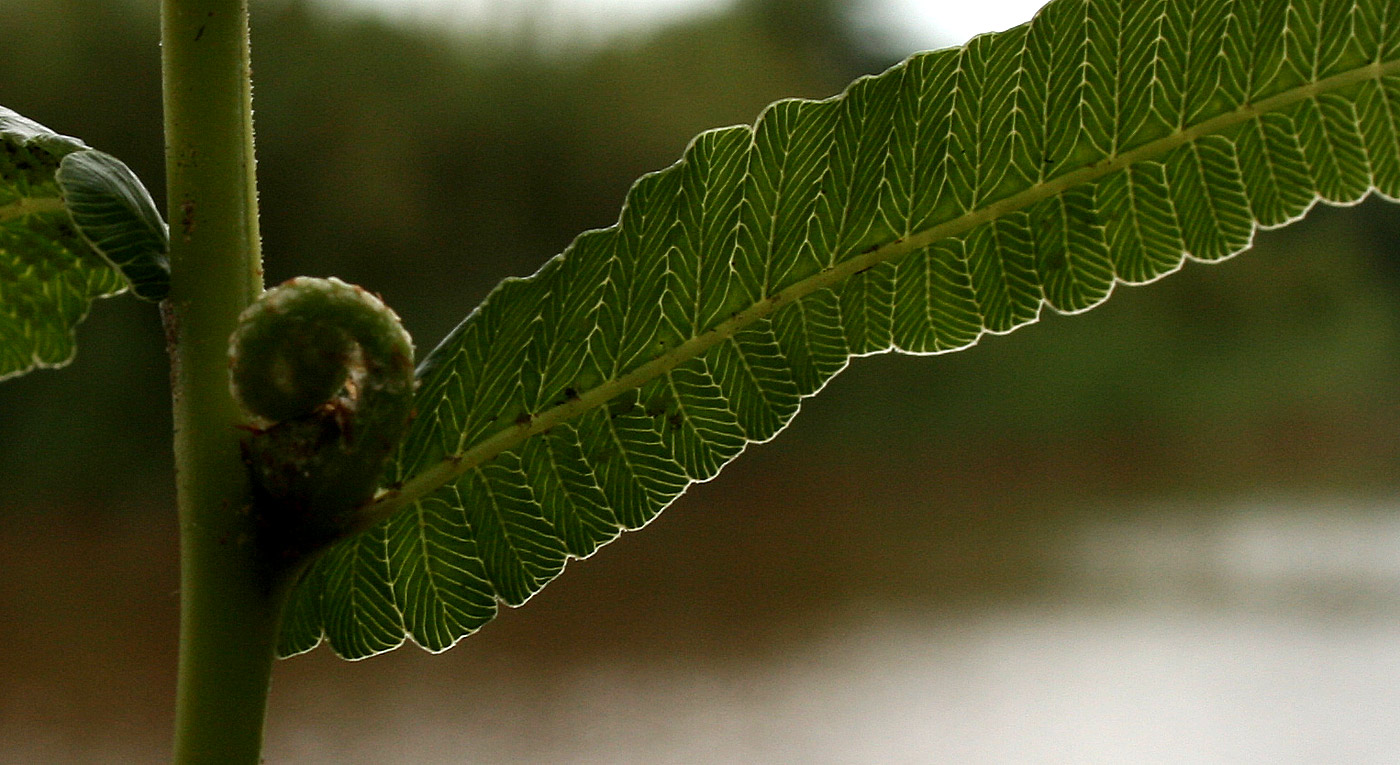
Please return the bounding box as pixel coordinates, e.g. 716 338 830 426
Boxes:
162 0 274 761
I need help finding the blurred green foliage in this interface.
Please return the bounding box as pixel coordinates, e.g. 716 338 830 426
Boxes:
3 0 1400 515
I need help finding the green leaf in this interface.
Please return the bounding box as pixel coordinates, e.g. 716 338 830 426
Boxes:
281 0 1400 658
57 151 170 302
0 106 168 381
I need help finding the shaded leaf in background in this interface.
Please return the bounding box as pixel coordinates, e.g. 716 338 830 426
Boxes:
0 106 168 381
57 151 169 302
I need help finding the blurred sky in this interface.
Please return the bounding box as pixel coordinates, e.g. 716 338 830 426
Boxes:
322 0 1051 49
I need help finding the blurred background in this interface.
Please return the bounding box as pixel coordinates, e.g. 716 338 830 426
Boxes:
5 0 1400 761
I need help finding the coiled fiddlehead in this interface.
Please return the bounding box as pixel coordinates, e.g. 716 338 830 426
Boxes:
229 277 415 554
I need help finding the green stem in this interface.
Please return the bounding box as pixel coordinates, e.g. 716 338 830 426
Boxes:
161 0 275 761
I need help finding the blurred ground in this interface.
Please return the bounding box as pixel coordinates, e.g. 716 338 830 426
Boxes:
4 0 1400 761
